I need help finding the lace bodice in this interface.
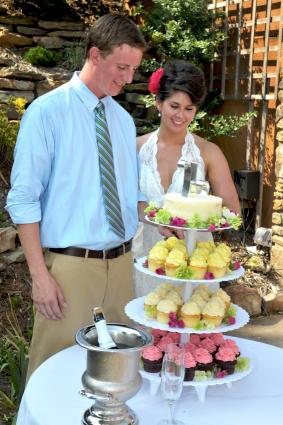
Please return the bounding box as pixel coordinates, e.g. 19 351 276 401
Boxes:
139 129 206 206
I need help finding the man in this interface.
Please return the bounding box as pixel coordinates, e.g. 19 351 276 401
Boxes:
6 13 147 380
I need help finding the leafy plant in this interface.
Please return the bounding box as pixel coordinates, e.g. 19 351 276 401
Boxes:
137 92 257 140
133 0 225 65
62 44 85 71
0 97 27 165
24 46 61 67
0 297 33 423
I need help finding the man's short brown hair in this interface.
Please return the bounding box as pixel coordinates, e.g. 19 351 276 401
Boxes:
85 13 147 59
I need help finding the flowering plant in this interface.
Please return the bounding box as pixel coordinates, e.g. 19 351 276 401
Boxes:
148 67 165 94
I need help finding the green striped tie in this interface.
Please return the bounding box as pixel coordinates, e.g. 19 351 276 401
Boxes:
95 101 125 239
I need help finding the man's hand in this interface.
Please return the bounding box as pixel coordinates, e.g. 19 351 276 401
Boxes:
158 226 185 240
32 271 67 320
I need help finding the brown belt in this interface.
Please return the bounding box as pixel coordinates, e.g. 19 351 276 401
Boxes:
49 240 132 260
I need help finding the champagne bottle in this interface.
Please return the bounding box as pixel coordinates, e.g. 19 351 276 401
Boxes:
93 307 117 349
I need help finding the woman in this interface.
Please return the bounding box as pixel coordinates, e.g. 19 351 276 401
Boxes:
133 60 240 296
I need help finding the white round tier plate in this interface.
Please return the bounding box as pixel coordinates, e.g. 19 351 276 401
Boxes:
145 215 233 232
140 358 253 387
140 347 254 402
125 297 250 334
134 256 245 283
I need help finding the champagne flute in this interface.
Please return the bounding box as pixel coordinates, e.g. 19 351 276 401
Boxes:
157 345 185 425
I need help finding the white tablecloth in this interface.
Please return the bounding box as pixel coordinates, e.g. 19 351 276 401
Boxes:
17 337 283 425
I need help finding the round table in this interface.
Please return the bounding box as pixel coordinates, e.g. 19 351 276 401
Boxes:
16 337 283 425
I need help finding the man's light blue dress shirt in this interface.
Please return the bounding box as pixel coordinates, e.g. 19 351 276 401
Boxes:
6 72 145 250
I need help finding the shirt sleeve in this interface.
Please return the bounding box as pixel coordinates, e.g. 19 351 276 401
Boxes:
6 103 54 224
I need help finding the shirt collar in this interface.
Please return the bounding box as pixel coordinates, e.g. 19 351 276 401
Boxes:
70 71 111 111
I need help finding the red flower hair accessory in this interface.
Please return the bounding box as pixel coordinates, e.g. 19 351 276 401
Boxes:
148 67 165 94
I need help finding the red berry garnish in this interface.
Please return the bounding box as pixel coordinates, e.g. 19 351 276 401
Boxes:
227 316 236 325
169 312 177 321
155 267 165 275
204 272 215 280
176 320 185 328
142 259 148 268
208 224 216 231
168 320 177 328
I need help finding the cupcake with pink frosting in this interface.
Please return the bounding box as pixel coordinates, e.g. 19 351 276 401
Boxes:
190 334 201 346
200 337 217 358
142 346 163 373
210 333 225 347
194 348 214 372
157 335 174 353
220 339 240 357
215 346 236 374
183 342 197 355
182 352 197 381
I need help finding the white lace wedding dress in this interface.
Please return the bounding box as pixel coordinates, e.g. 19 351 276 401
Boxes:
133 129 208 297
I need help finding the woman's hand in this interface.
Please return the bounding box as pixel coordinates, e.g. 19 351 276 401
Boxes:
158 226 185 239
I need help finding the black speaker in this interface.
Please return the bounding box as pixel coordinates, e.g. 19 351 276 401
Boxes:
234 170 260 200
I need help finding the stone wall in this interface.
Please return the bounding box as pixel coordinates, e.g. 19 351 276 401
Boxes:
0 13 154 131
271 79 283 276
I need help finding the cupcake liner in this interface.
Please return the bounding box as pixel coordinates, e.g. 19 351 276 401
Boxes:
184 367 196 381
142 357 163 373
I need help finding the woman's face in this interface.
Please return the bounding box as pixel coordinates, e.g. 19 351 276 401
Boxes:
157 91 197 133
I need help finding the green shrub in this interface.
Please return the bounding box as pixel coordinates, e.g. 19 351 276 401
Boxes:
0 98 27 165
62 44 85 71
24 46 61 67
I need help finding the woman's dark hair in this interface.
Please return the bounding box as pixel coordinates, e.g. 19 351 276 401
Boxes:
157 60 207 107
85 13 147 59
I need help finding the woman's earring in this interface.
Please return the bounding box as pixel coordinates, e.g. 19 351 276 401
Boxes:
158 111 161 117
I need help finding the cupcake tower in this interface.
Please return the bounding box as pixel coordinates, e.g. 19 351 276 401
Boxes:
127 219 251 402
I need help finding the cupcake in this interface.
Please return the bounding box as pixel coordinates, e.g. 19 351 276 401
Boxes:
207 253 227 278
202 299 225 327
183 342 197 355
148 246 168 273
154 283 173 298
215 243 232 270
151 329 168 344
189 334 201 346
215 346 236 374
157 335 174 353
142 346 163 373
156 299 178 324
165 249 187 277
165 236 185 251
144 292 161 319
155 240 169 249
182 352 197 381
192 247 210 259
220 339 240 357
200 337 217 358
196 240 215 253
180 301 201 328
210 333 225 347
194 348 214 372
192 288 211 302
166 290 183 312
189 255 207 279
211 288 231 313
190 293 207 311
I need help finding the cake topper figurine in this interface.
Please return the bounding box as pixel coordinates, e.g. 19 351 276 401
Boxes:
178 161 198 196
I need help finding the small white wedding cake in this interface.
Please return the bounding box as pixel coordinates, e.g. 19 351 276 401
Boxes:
163 193 222 221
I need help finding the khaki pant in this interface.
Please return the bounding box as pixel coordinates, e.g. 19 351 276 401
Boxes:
26 250 134 381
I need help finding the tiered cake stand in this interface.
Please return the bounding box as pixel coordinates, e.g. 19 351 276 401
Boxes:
125 226 253 402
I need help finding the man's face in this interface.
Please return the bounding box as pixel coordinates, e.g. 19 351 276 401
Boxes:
91 44 143 98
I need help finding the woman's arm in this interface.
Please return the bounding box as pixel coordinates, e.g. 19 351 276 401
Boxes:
195 135 241 214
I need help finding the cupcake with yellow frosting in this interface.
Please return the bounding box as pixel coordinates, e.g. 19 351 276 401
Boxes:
165 236 186 251
211 288 231 312
148 246 168 273
166 290 183 312
215 243 232 270
173 242 189 259
207 252 227 278
192 247 210 259
202 299 225 327
155 240 169 249
144 292 161 319
192 286 211 302
165 249 187 277
196 240 215 253
154 283 174 298
189 255 207 279
156 299 178 324
180 301 201 328
190 293 207 311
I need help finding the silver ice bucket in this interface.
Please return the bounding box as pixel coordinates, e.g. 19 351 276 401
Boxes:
76 323 153 424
